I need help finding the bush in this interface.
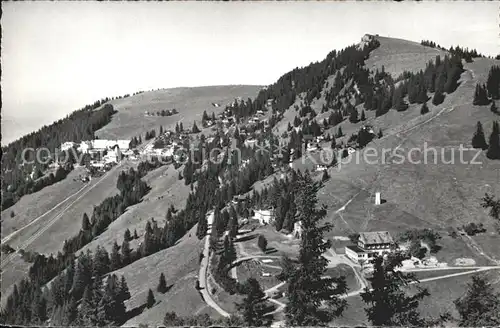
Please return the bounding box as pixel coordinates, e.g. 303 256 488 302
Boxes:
462 222 487 236
10 211 15 218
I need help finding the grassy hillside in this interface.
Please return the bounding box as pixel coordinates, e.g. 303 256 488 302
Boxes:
113 225 210 326
97 85 262 141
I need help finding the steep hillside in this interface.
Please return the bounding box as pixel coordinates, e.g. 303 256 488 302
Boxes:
97 85 262 141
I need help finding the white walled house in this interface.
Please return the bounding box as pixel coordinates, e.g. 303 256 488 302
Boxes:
345 231 395 264
254 209 273 225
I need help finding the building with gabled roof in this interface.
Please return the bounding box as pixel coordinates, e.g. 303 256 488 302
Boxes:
345 231 395 264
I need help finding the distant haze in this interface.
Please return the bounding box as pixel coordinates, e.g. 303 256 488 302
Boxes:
2 1 498 145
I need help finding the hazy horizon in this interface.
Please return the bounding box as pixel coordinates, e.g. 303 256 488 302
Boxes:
2 1 499 145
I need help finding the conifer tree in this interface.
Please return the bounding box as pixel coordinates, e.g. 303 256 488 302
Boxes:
157 273 168 293
110 240 121 271
278 172 347 325
330 135 336 149
133 229 139 239
491 101 498 114
454 275 500 326
378 129 383 138
146 289 156 308
487 121 500 159
420 102 430 115
349 109 359 123
322 169 330 182
121 239 131 266
360 109 366 121
361 254 434 326
236 278 272 326
93 246 110 277
336 126 344 137
118 275 131 302
472 121 488 150
192 122 200 134
81 213 91 231
228 214 239 238
196 213 208 240
473 83 490 105
124 228 132 242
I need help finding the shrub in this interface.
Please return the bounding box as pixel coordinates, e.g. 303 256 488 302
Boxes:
462 222 487 236
10 211 15 218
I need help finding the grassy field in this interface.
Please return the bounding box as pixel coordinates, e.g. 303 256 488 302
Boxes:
77 163 190 255
112 224 205 325
238 226 300 259
1 166 88 240
236 259 281 290
325 263 360 293
97 85 262 141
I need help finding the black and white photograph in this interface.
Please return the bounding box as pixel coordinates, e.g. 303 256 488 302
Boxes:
1 1 499 327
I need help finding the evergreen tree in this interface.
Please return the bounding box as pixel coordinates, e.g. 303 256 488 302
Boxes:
378 129 383 138
322 169 330 182
472 121 488 150
473 83 490 105
196 213 208 239
454 275 500 326
361 254 431 326
157 273 168 293
278 172 347 325
124 228 132 242
121 239 131 266
486 122 500 159
134 229 139 239
110 240 122 271
192 122 200 134
118 275 131 302
349 109 359 123
93 245 110 277
486 65 500 100
336 126 344 137
420 102 430 115
236 278 272 326
228 214 239 238
360 110 366 121
486 121 500 159
146 289 156 308
491 101 498 114
257 235 268 252
81 213 91 231
330 135 336 149
432 89 445 106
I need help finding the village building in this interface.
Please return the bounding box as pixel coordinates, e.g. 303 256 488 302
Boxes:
253 209 274 225
60 141 76 152
345 231 395 264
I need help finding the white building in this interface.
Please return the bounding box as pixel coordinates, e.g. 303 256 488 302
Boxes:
345 231 395 264
78 141 92 153
254 209 273 225
60 142 76 152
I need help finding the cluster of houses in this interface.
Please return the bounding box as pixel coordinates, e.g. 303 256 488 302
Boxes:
143 130 189 163
60 139 133 170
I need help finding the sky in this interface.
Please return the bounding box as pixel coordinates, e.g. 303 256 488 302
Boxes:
2 1 499 145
